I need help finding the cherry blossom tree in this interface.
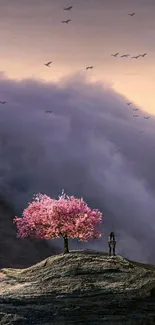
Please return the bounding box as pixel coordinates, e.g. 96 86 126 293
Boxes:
13 190 103 254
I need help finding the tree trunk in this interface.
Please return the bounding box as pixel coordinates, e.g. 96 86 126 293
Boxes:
63 236 69 254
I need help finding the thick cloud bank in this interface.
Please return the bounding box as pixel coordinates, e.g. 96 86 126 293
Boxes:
0 72 155 263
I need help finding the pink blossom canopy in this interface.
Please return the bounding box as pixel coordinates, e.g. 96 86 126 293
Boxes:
13 192 103 242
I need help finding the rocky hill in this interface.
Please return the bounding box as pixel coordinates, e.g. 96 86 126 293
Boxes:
1 250 155 325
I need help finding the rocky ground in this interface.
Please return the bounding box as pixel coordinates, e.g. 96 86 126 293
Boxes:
0 250 155 324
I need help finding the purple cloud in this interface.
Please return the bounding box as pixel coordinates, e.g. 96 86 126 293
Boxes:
0 72 155 263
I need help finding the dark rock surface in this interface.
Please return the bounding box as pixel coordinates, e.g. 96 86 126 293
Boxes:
0 197 61 268
1 250 155 324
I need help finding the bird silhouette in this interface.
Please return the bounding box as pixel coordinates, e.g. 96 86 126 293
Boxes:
63 6 73 11
140 53 147 57
131 55 140 59
133 108 139 111
120 54 130 58
133 115 138 117
46 110 53 113
44 61 52 67
0 101 7 104
144 116 150 119
128 13 135 16
86 66 94 70
61 19 71 24
111 53 119 57
127 102 132 105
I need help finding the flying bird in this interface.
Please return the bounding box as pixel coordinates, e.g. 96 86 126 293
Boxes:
0 101 7 104
63 6 73 11
46 110 53 113
140 53 147 57
120 54 130 58
86 66 94 70
133 115 138 117
61 19 71 24
127 102 132 105
128 13 135 16
144 116 150 119
44 61 52 67
131 55 140 59
111 53 119 57
133 108 139 111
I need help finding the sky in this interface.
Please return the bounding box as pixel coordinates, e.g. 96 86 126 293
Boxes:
0 0 155 264
0 0 155 114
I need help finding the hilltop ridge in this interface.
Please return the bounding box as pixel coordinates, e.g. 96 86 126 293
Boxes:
1 250 155 324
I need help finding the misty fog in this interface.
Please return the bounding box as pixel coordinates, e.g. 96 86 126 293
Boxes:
0 72 155 263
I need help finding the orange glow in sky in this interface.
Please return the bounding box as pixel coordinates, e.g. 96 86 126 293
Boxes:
0 0 155 115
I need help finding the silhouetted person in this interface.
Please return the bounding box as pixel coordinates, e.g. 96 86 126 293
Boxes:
108 232 116 256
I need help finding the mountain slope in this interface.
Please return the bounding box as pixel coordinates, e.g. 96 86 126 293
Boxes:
1 250 155 324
